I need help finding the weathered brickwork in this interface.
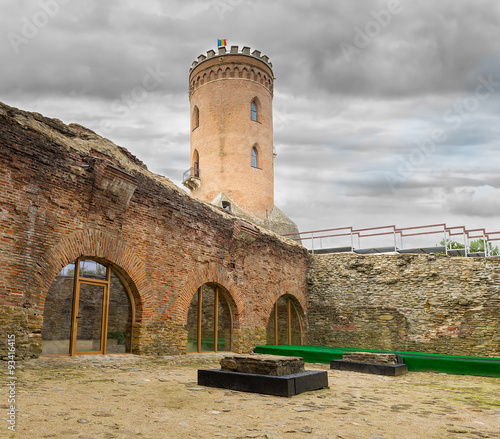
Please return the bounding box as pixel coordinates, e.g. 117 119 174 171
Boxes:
306 253 500 357
0 101 310 359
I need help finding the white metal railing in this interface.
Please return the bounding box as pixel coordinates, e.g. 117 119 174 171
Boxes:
283 223 500 257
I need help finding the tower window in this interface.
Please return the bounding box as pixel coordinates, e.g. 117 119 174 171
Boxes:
222 201 231 212
193 150 200 177
251 147 258 168
251 101 258 121
192 106 199 130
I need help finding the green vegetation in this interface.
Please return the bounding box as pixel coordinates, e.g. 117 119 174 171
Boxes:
439 238 499 256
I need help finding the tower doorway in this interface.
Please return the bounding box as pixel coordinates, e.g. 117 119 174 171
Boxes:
41 258 134 355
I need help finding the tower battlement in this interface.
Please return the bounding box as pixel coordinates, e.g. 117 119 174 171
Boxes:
189 46 274 97
189 46 273 73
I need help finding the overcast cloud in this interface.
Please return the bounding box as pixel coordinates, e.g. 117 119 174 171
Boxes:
1 0 499 244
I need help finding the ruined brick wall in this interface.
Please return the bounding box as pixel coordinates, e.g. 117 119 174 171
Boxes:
306 253 500 357
0 101 310 359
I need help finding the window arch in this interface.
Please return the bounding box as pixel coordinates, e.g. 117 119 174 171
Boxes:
266 294 303 346
192 105 199 130
251 146 258 168
41 258 135 355
193 150 200 177
251 100 258 121
186 283 233 352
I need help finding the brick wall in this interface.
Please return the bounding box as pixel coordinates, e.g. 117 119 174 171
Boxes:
306 253 500 357
0 101 310 359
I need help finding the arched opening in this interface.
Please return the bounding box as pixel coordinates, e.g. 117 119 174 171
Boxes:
186 283 233 352
193 149 200 177
251 100 258 122
41 258 135 355
192 105 199 130
251 146 259 168
266 294 303 345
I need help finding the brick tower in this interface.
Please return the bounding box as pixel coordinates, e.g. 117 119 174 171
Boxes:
183 45 298 236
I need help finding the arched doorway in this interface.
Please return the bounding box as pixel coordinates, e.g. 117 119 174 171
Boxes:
185 283 232 352
266 294 303 345
41 258 135 355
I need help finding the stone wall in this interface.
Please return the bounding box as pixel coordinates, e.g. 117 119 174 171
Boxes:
0 101 310 359
0 306 42 360
306 253 500 357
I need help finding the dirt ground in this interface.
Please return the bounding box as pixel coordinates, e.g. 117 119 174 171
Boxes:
1 353 499 439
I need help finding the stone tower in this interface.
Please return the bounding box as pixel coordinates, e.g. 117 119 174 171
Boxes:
183 45 298 236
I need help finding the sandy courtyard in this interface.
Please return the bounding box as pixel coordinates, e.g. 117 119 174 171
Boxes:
1 353 499 439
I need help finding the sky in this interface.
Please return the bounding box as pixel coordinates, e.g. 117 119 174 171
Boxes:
1 0 499 248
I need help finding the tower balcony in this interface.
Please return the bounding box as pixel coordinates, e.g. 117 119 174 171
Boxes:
182 167 201 190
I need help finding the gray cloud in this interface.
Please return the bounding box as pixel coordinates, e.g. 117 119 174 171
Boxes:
1 0 499 236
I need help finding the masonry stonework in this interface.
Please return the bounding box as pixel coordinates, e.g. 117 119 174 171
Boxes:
306 253 500 357
0 101 310 360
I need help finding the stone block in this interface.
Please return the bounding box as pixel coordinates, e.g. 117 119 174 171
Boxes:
220 354 304 376
331 360 408 376
343 352 400 365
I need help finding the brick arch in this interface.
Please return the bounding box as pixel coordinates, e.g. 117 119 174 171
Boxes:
27 229 150 317
176 262 243 325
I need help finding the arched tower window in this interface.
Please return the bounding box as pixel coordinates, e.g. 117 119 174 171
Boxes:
251 146 258 168
192 105 199 130
251 100 258 121
193 150 200 177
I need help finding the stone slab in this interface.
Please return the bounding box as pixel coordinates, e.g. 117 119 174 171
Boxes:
198 369 328 397
220 354 304 376
343 352 401 365
331 360 408 376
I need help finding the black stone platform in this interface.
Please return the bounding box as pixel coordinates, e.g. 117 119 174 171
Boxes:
198 369 328 397
330 360 408 376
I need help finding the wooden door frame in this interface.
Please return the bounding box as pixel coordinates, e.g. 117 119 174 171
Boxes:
70 258 111 355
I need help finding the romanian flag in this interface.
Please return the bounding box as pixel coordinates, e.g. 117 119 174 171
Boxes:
218 39 227 47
